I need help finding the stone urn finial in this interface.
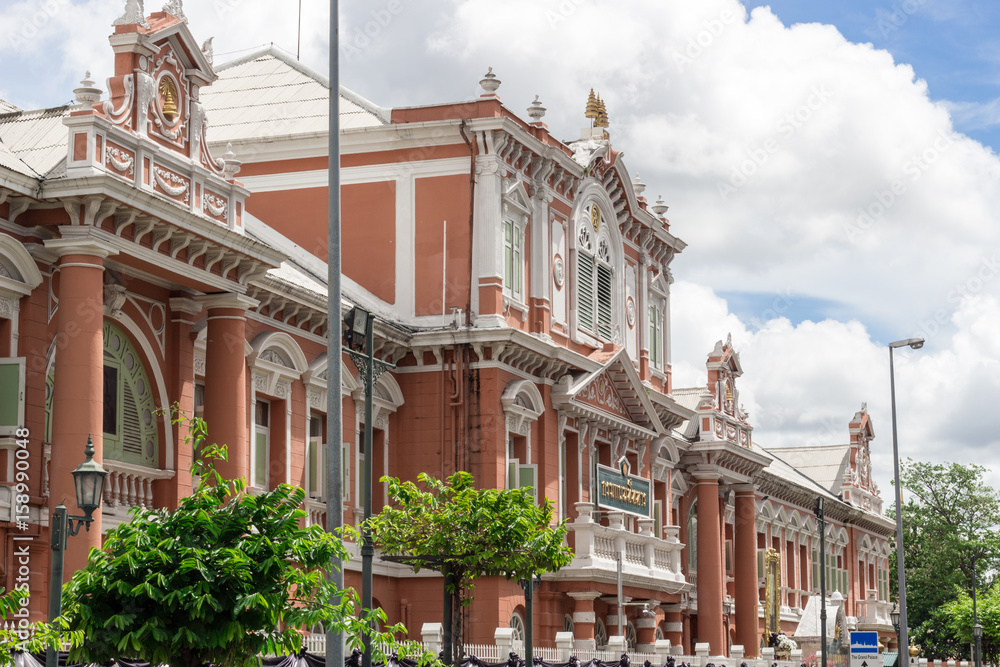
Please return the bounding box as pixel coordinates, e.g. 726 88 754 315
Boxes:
480 67 501 95
652 195 669 217
527 95 546 122
74 72 103 105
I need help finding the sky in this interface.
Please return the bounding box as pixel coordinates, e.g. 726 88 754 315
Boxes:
2 0 1000 500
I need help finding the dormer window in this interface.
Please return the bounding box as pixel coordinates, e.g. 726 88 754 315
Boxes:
577 204 614 340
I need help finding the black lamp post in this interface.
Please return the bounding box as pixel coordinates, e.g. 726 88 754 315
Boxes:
520 575 542 666
342 305 394 667
891 604 901 667
974 623 983 667
47 435 108 667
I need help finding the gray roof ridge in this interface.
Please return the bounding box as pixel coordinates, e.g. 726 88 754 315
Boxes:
215 45 390 125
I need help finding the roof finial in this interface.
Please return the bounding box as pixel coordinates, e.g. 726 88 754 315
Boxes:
594 95 609 128
112 0 150 29
479 67 501 96
632 174 646 198
585 88 600 123
162 0 186 21
201 37 215 65
73 71 103 105
527 95 546 123
651 195 668 217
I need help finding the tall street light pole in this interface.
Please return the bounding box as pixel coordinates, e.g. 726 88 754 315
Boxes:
326 1 344 665
973 563 982 667
889 336 924 667
343 306 394 667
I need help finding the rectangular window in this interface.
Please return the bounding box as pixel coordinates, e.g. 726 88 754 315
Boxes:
649 304 663 368
103 363 119 436
503 219 523 301
308 415 324 499
253 401 269 488
811 546 818 590
0 358 26 436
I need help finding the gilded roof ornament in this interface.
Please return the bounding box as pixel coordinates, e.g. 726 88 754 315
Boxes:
585 88 600 121
113 0 150 29
594 95 609 128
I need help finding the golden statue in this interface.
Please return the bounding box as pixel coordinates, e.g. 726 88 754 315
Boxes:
764 548 781 636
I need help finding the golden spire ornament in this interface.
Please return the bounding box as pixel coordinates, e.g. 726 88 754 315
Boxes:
585 88 600 123
594 95 609 128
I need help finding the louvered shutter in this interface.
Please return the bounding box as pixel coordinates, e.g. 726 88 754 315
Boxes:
597 262 613 339
578 253 595 334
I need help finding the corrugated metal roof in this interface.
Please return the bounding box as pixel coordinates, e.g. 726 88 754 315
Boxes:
0 100 20 114
0 139 34 177
202 46 388 145
0 106 71 178
764 444 850 493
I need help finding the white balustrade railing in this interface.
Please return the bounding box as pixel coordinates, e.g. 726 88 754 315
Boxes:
565 503 685 588
102 460 174 510
305 497 327 527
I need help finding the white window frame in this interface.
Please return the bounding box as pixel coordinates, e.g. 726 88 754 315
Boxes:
503 217 525 303
308 414 324 499
649 301 664 370
252 400 270 489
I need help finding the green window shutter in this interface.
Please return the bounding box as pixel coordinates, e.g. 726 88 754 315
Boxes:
578 253 595 333
513 225 522 296
0 358 25 434
508 460 518 490
812 548 818 589
596 263 613 339
518 463 538 502
504 221 513 292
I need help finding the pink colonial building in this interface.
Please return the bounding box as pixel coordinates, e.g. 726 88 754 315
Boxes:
0 1 896 658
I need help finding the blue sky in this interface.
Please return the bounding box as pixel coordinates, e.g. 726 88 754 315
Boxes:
743 0 1000 152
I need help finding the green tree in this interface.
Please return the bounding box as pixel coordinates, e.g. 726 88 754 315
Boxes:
893 459 1000 658
0 589 83 665
942 586 1000 665
58 411 428 667
366 472 574 666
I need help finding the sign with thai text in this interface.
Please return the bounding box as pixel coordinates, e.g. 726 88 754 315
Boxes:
595 463 651 517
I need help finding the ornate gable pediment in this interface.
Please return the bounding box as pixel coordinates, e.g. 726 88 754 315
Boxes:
552 348 664 438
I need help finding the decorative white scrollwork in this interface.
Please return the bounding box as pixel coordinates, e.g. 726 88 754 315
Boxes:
203 192 228 217
153 167 189 202
105 147 134 175
102 74 134 126
553 255 565 289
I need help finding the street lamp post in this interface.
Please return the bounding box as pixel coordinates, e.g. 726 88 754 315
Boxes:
342 306 394 667
891 604 901 667
47 435 109 667
815 496 828 667
973 567 982 667
889 336 924 667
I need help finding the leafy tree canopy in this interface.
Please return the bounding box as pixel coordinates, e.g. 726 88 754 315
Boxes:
368 471 572 582
367 472 573 664
942 586 1000 665
893 459 1000 658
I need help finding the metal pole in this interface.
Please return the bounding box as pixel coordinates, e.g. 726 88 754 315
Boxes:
890 345 909 665
46 505 68 667
443 567 453 666
325 0 344 664
617 553 624 638
973 572 981 667
524 579 534 666
361 318 375 667
816 497 827 667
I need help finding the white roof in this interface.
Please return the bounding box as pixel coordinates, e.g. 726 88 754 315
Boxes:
202 46 388 145
0 106 71 178
764 444 850 494
0 100 20 114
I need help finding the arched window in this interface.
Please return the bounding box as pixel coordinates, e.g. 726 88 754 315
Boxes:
46 321 161 467
509 611 526 643
595 618 608 648
577 202 614 340
626 621 637 650
563 614 575 633
102 320 159 467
